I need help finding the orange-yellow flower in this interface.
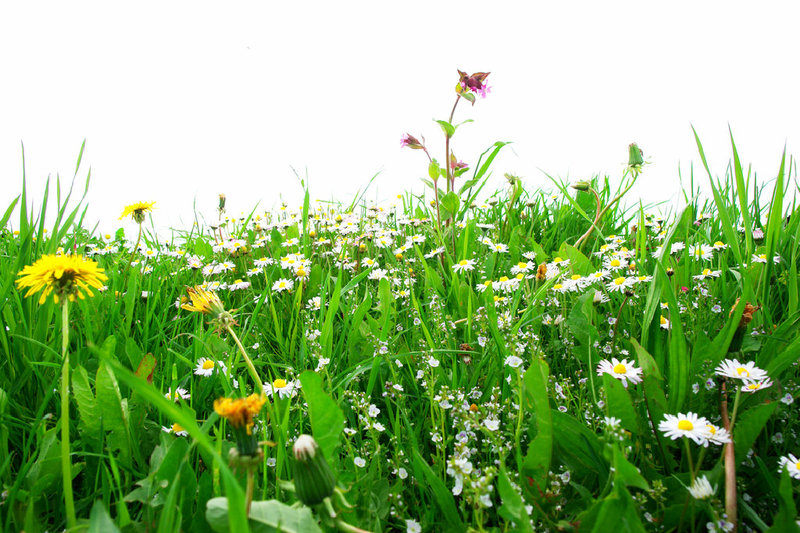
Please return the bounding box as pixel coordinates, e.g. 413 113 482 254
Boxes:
119 201 156 223
214 394 266 436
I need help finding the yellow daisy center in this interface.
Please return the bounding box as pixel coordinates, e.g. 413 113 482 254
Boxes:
459 260 468 266
736 367 749 377
171 423 185 433
613 277 625 285
678 420 694 431
613 363 627 374
273 378 287 389
609 259 621 267
706 425 716 435
202 359 215 370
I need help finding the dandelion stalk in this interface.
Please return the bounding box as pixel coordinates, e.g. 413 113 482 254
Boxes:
60 299 77 528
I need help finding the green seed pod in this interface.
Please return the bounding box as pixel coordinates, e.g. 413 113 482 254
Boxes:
571 180 590 192
293 435 336 506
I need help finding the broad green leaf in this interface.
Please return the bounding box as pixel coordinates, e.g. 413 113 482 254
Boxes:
603 375 639 436
298 371 344 464
206 498 323 533
522 359 552 491
497 466 532 532
411 450 465 533
88 500 120 533
734 401 778 464
435 119 456 138
566 291 598 365
767 469 800 532
612 447 649 491
96 361 133 469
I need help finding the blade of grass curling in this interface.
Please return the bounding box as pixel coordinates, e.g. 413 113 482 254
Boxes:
102 356 250 533
761 146 787 313
692 127 745 270
729 130 755 261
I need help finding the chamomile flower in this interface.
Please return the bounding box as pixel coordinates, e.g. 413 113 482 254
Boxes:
778 454 800 480
701 423 731 446
596 358 643 388
165 387 191 402
741 378 773 393
162 422 189 437
688 244 714 261
693 268 721 280
264 378 300 399
715 359 768 381
195 357 225 377
658 412 710 446
688 475 714 499
452 259 476 273
272 278 294 292
606 276 633 293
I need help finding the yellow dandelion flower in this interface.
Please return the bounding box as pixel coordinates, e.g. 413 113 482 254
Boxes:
16 254 108 304
119 201 156 223
214 393 266 435
181 285 225 316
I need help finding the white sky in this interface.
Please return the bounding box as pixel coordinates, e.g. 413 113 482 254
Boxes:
2 2 798 234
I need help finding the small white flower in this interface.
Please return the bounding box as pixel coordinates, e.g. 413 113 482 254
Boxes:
504 355 524 368
715 359 768 381
354 457 366 468
688 475 714 499
658 412 710 446
778 454 800 480
483 417 500 431
405 519 422 533
427 356 440 368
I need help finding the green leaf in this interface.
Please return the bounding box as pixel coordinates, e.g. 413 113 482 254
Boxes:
411 450 465 532
603 375 639 437
498 466 532 532
440 191 460 219
522 359 552 491
734 401 778 464
767 469 800 532
428 159 442 181
435 119 456 138
96 361 133 469
566 291 598 365
612 447 649 491
298 371 344 464
88 500 120 533
206 498 323 533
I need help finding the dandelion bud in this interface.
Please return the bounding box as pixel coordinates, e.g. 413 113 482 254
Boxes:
293 435 337 506
218 194 226 211
571 181 590 192
536 264 547 282
628 143 644 169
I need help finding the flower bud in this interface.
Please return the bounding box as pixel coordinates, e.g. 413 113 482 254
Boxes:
571 181 590 192
400 133 424 150
293 435 337 506
628 143 644 168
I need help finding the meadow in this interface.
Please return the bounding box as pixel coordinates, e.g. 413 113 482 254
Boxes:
2 74 800 533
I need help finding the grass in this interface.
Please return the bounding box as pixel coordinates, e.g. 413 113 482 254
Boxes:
0 134 799 532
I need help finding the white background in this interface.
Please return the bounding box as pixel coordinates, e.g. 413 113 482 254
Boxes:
1 2 798 234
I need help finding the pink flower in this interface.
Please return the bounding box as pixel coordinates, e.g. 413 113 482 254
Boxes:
400 133 424 150
457 70 491 98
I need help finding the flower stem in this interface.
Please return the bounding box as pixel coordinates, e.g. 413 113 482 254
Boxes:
225 325 264 394
121 221 143 286
245 467 255 515
60 300 76 528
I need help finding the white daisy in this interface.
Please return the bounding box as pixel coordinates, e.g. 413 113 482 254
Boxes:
596 358 643 388
452 259 476 273
779 453 800 480
194 357 224 377
658 412 710 446
741 378 773 393
688 475 714 499
715 359 768 381
272 278 294 292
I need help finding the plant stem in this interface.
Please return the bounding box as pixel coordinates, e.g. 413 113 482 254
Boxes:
721 379 738 531
60 300 76 528
226 325 264 394
121 221 143 286
245 467 254 515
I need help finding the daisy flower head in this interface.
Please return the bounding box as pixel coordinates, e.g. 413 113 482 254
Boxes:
272 278 294 293
596 358 643 388
779 454 800 480
701 423 731 446
452 259 476 273
165 387 191 402
195 357 225 377
119 201 156 223
741 378 773 393
162 422 189 437
606 276 633 293
16 254 108 305
687 475 714 499
688 244 714 261
264 378 300 399
715 359 768 381
658 412 710 446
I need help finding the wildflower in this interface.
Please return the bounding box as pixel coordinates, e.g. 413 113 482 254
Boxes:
504 355 524 369
354 457 366 468
162 422 189 437
400 133 425 150
688 475 714 499
688 244 714 261
165 387 191 402
119 201 156 223
456 70 491 98
658 412 710 446
781 393 794 405
272 278 294 292
264 378 300 399
741 378 773 393
660 315 671 330
606 276 633 293
406 519 422 533
596 358 643 388
693 268 721 280
778 454 800 480
215 393 266 456
453 259 476 273
195 357 222 377
16 254 108 305
702 423 731 446
715 359 768 381
483 417 500 431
